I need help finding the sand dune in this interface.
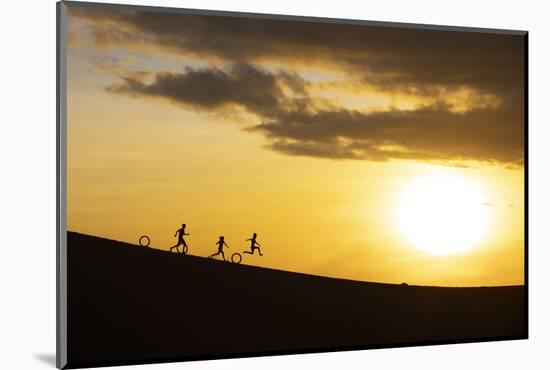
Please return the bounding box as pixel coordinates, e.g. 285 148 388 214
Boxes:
66 231 525 368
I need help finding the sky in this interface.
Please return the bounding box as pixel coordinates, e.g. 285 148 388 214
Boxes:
65 3 525 287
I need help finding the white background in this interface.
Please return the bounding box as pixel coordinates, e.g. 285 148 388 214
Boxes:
1 0 548 368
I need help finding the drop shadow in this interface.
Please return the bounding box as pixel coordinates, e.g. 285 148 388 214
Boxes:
34 353 56 367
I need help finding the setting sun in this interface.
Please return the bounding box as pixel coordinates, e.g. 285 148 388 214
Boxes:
397 173 490 256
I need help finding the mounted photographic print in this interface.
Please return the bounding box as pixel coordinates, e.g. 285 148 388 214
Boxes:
56 1 528 368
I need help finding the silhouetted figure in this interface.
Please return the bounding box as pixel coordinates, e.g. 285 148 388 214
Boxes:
170 223 190 253
210 236 229 261
243 232 263 256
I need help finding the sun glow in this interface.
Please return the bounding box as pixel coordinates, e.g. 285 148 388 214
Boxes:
397 173 490 256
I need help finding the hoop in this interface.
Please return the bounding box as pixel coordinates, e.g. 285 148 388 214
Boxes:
139 235 150 247
231 253 242 264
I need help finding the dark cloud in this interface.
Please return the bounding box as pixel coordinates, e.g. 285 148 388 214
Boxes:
254 102 524 165
67 4 525 166
68 5 525 97
107 63 307 117
107 64 524 166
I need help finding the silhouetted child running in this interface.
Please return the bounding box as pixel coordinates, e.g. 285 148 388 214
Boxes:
243 232 263 256
170 223 190 253
210 236 229 261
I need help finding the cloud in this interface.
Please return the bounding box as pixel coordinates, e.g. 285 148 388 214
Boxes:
106 63 524 166
68 5 525 97
253 101 524 165
67 4 525 167
106 63 307 118
96 57 152 82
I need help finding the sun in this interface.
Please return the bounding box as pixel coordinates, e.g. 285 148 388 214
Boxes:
397 173 489 256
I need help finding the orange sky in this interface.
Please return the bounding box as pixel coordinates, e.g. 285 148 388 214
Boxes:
65 4 525 287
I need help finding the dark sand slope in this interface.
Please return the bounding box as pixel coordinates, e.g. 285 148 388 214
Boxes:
67 232 525 368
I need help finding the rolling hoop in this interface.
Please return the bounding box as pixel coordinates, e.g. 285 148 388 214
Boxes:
231 253 242 264
139 235 150 247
